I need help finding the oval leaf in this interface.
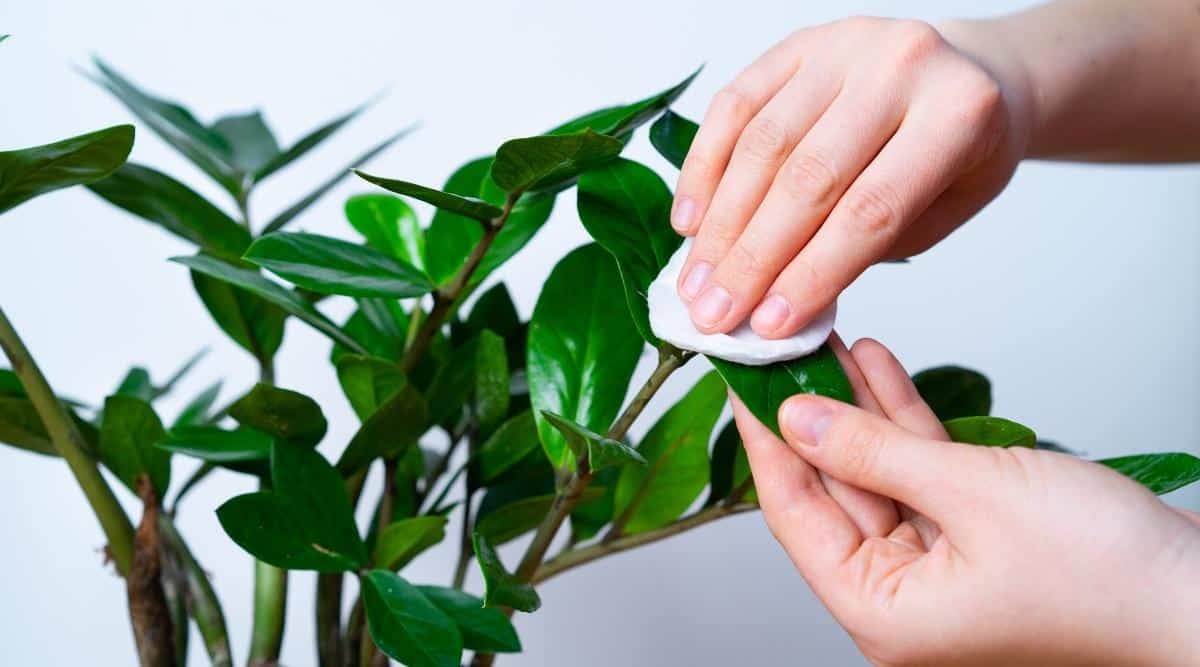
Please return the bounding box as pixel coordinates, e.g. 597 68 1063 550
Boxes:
1097 452 1200 495
490 130 622 194
913 365 992 421
355 170 502 222
649 110 698 169
943 416 1036 448
245 231 431 298
0 124 134 215
472 533 541 613
374 516 448 571
98 395 171 498
362 570 463 667
416 586 521 654
345 193 425 269
229 383 327 446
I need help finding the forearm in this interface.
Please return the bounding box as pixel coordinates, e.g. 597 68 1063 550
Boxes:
941 0 1200 163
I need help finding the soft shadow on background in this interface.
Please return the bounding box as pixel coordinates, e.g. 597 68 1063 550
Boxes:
1 1 1197 665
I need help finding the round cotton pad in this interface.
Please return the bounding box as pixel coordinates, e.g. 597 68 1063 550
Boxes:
646 239 836 365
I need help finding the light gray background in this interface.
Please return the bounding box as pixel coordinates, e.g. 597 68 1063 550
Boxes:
1 1 1197 665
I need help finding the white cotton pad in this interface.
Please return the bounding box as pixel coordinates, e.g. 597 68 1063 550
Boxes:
647 239 836 365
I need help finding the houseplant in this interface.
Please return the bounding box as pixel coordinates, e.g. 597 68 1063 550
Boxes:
3 39 1198 666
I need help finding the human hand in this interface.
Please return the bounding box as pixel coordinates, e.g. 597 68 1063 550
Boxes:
673 17 1034 338
732 337 1200 666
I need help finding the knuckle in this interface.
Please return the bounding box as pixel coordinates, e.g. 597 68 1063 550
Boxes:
684 149 721 181
891 20 944 66
782 150 839 204
843 183 902 237
958 71 1004 123
712 85 754 120
738 116 793 162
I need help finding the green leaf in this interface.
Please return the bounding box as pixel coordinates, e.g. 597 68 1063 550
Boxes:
706 420 755 506
210 111 280 175
474 411 541 484
472 533 541 612
345 193 425 270
173 380 223 427
336 355 406 421
336 384 429 475
416 586 521 654
355 169 503 222
173 253 366 354
260 127 413 235
115 367 155 402
244 231 432 299
1097 452 1200 495
711 343 855 436
459 283 525 370
490 129 622 194
424 157 556 287
577 158 681 344
331 299 409 364
474 330 510 431
374 516 448 570
476 488 603 546
217 441 367 571
88 163 251 258
0 396 61 457
89 59 241 194
229 383 327 446
649 110 699 169
97 395 170 498
361 570 463 667
255 95 380 181
613 372 725 533
912 365 992 420
157 426 272 464
0 124 134 215
0 35 8 44
551 68 700 140
943 416 1036 448
541 411 645 471
528 244 643 469
190 269 287 362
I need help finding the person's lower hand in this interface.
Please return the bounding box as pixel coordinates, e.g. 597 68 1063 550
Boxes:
732 337 1200 666
673 17 1034 337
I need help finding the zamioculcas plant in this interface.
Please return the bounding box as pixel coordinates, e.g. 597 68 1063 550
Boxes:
4 40 1200 667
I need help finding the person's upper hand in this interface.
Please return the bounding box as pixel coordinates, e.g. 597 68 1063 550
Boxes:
673 17 1034 338
732 337 1200 666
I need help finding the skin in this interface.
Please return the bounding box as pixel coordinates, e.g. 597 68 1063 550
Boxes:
733 336 1200 666
672 0 1200 338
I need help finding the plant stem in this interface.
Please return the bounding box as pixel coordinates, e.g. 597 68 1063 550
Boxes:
160 515 233 667
343 597 366 667
126 476 176 667
399 196 516 374
451 490 475 589
248 560 287 667
0 305 135 574
315 574 344 667
532 502 758 585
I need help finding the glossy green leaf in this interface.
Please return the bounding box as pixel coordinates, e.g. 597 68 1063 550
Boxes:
89 59 241 194
613 372 724 533
528 244 643 469
0 396 60 457
416 586 521 653
541 411 645 471
190 269 287 362
362 570 463 667
913 365 992 420
649 110 699 169
551 68 700 140
0 124 134 215
114 367 155 402
336 355 406 421
459 283 525 370
1097 452 1200 495
490 130 622 194
943 416 1036 448
474 330 510 430
157 426 272 464
174 254 366 354
472 534 541 612
331 299 408 364
173 381 222 427
98 395 171 498
217 441 367 571
229 383 327 446
577 158 681 343
210 111 279 174
711 343 854 436
355 169 502 222
706 420 755 505
260 127 412 234
476 487 604 547
345 193 425 270
89 163 251 259
245 231 431 299
336 384 429 475
374 516 448 570
474 411 541 484
255 95 380 181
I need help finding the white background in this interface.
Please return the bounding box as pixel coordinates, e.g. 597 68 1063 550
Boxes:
1 1 1197 665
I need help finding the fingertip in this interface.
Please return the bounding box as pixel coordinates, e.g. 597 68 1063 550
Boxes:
749 294 793 337
688 283 735 332
779 394 835 447
671 196 699 234
677 260 712 302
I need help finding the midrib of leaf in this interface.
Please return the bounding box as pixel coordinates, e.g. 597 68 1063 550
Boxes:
620 427 692 525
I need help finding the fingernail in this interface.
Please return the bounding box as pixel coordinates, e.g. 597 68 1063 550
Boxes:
692 284 732 327
751 295 791 334
672 197 696 232
781 398 832 445
680 262 712 300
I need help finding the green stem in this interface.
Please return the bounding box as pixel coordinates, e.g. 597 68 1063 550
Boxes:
316 470 366 667
159 515 233 667
451 490 475 589
0 306 135 574
248 560 288 667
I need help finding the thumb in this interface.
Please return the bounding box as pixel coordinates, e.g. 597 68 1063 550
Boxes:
778 394 991 524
